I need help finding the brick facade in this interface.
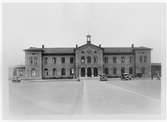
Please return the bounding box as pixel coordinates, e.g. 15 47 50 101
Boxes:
24 35 151 80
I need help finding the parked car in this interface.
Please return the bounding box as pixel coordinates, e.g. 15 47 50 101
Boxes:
121 73 133 80
99 74 108 81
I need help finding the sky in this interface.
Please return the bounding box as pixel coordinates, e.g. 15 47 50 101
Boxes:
3 3 165 67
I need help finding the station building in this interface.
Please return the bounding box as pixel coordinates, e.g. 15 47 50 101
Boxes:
24 35 152 80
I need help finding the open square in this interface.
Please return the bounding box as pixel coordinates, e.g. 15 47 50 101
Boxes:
9 78 161 115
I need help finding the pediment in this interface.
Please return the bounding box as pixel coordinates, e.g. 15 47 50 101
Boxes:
76 43 102 54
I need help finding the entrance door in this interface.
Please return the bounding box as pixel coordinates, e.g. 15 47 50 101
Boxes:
81 67 85 77
94 67 98 77
87 67 92 77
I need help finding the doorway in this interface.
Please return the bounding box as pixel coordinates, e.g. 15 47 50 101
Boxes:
87 67 92 77
81 67 85 77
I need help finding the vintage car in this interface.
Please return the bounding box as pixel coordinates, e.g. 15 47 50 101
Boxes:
99 74 108 81
121 73 133 80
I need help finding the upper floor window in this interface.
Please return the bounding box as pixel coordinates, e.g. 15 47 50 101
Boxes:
52 68 57 76
70 57 74 64
81 51 85 54
94 56 98 64
104 57 108 64
140 55 143 63
129 56 132 63
61 57 65 64
144 56 147 63
29 57 33 65
52 57 56 64
34 57 38 65
121 56 125 63
81 56 85 63
113 57 117 63
44 57 48 65
87 56 91 63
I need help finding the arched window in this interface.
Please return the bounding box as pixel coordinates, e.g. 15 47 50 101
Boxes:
81 56 85 63
31 68 36 77
87 56 91 63
52 68 57 76
52 57 56 64
61 68 66 76
44 68 49 76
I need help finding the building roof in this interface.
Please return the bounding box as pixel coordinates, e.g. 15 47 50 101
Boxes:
43 48 75 54
103 47 133 53
24 45 151 54
151 63 161 66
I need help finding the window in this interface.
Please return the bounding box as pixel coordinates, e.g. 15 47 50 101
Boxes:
34 57 38 65
113 57 117 63
144 56 147 63
52 57 56 64
113 68 117 75
104 57 108 64
121 67 125 74
121 56 125 63
44 57 48 65
70 68 74 75
140 55 143 63
94 56 98 64
87 56 91 63
81 56 85 63
70 57 74 64
44 68 48 76
81 51 84 54
129 56 132 63
129 67 133 74
61 57 65 64
31 68 36 77
29 57 33 65
141 67 145 74
104 68 109 75
13 69 17 76
61 68 66 76
52 68 56 76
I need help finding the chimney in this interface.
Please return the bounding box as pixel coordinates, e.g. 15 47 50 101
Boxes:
99 44 101 47
42 44 45 48
131 44 134 48
86 34 91 44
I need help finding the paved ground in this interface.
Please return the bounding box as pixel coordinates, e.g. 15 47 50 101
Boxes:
9 78 161 115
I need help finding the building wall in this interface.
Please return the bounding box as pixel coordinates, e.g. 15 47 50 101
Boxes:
103 54 134 77
75 45 103 77
25 51 42 80
42 55 75 78
134 49 151 77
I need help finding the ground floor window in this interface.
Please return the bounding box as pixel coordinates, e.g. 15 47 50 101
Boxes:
31 68 37 77
104 68 109 75
141 67 145 74
129 67 133 74
44 68 49 76
70 68 74 76
113 68 117 75
87 67 92 77
61 68 66 76
52 68 57 76
121 67 125 74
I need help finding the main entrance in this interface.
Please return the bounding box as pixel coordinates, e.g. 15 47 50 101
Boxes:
87 67 92 77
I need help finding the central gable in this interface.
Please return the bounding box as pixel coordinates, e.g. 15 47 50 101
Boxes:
77 42 102 52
